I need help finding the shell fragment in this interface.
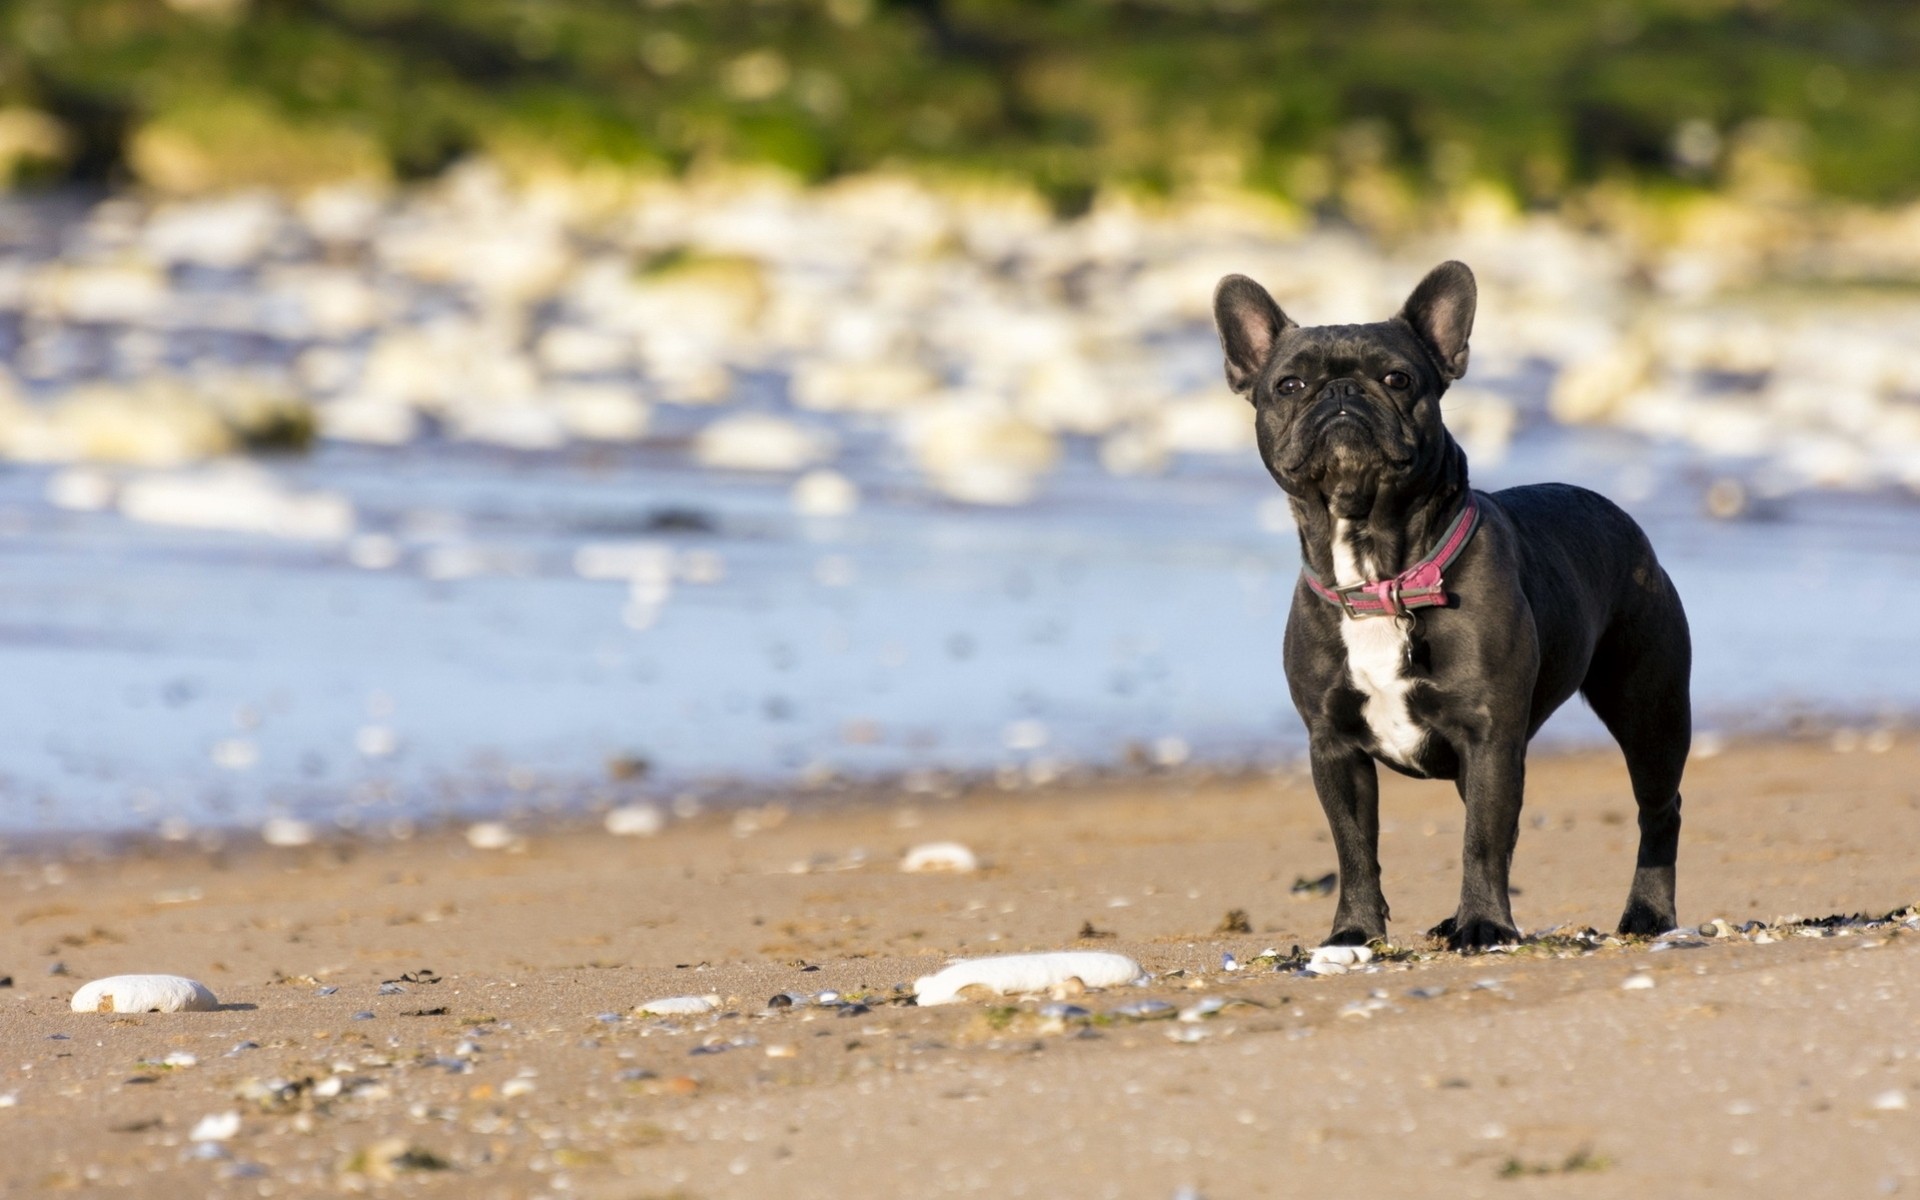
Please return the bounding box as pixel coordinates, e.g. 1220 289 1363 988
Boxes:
634 994 720 1017
913 951 1145 1006
899 841 980 873
70 974 219 1014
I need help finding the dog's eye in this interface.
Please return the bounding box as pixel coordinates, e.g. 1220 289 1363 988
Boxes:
1276 377 1306 395
1382 371 1411 390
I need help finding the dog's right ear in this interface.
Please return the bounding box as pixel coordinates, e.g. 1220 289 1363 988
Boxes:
1213 275 1294 395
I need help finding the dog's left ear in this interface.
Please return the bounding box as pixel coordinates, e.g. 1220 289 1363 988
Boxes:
1398 261 1476 381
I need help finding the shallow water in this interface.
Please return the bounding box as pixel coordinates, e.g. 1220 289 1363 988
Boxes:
2 395 1918 835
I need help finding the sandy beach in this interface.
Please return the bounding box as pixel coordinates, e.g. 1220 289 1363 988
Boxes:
3 738 1917 1198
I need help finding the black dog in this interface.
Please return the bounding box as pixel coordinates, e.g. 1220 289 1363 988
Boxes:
1213 261 1691 950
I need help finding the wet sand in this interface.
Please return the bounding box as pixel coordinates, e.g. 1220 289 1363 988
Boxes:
2 739 1917 1198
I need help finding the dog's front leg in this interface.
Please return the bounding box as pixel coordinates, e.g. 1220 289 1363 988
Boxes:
1308 738 1388 945
1436 740 1526 950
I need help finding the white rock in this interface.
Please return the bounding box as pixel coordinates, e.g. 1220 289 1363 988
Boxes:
465 822 516 851
634 994 720 1017
554 385 650 442
900 841 979 874
604 805 665 837
693 413 833 472
119 467 354 541
1156 393 1254 455
45 467 116 512
790 468 859 517
913 951 1145 1006
70 974 219 1014
575 541 675 583
1871 1089 1909 1112
260 817 317 847
449 404 568 451
906 400 1058 506
318 397 418 447
1309 945 1374 968
1621 972 1656 990
188 1111 241 1142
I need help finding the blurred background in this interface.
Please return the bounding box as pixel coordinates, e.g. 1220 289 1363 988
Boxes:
2 0 1919 839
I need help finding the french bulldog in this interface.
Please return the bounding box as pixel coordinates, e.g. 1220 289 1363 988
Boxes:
1213 261 1692 950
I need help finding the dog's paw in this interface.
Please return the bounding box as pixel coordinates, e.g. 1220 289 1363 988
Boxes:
1432 915 1519 952
1616 902 1677 938
1323 926 1382 947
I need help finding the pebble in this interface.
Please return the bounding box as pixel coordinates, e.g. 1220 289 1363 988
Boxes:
260 817 317 848
1309 945 1375 968
790 469 859 517
604 804 666 837
1178 997 1227 1022
464 822 517 851
634 994 720 1017
693 413 833 472
1037 1002 1092 1021
70 974 219 1014
1111 999 1177 1021
189 1112 241 1142
1621 973 1656 990
913 951 1146 1006
900 841 980 873
500 1078 536 1099
1871 1090 1909 1112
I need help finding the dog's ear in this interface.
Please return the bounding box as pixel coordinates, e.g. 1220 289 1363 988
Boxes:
1213 275 1294 395
1398 261 1476 381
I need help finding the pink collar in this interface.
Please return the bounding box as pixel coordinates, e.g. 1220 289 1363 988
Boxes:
1302 495 1481 619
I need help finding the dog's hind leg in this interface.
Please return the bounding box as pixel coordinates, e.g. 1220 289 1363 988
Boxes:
1580 591 1692 937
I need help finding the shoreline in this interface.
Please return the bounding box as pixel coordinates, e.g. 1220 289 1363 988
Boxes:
2 725 1905 857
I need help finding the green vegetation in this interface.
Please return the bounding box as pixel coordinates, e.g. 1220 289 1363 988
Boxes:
1 0 1917 211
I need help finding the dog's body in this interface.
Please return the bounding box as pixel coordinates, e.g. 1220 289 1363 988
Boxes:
1214 263 1691 950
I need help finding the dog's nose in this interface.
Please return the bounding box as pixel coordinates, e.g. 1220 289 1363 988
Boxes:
1323 379 1362 408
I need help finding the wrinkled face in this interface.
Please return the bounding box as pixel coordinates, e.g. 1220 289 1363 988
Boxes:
1213 262 1477 518
1251 321 1448 510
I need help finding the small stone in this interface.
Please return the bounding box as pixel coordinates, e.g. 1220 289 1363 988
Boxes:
634 994 719 1017
189 1112 241 1142
1111 999 1177 1021
1621 973 1656 990
464 822 516 851
1871 1089 1909 1112
765 1044 798 1059
604 805 666 837
500 1078 535 1099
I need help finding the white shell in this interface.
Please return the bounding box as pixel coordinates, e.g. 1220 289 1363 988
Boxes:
913 951 1145 1006
634 994 720 1017
603 805 665 837
70 974 218 1014
260 816 317 847
1310 945 1374 968
465 822 516 850
189 1111 240 1142
900 841 979 874
1621 972 1656 990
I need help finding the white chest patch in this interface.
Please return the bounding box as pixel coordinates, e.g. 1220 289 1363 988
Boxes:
1331 521 1428 767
